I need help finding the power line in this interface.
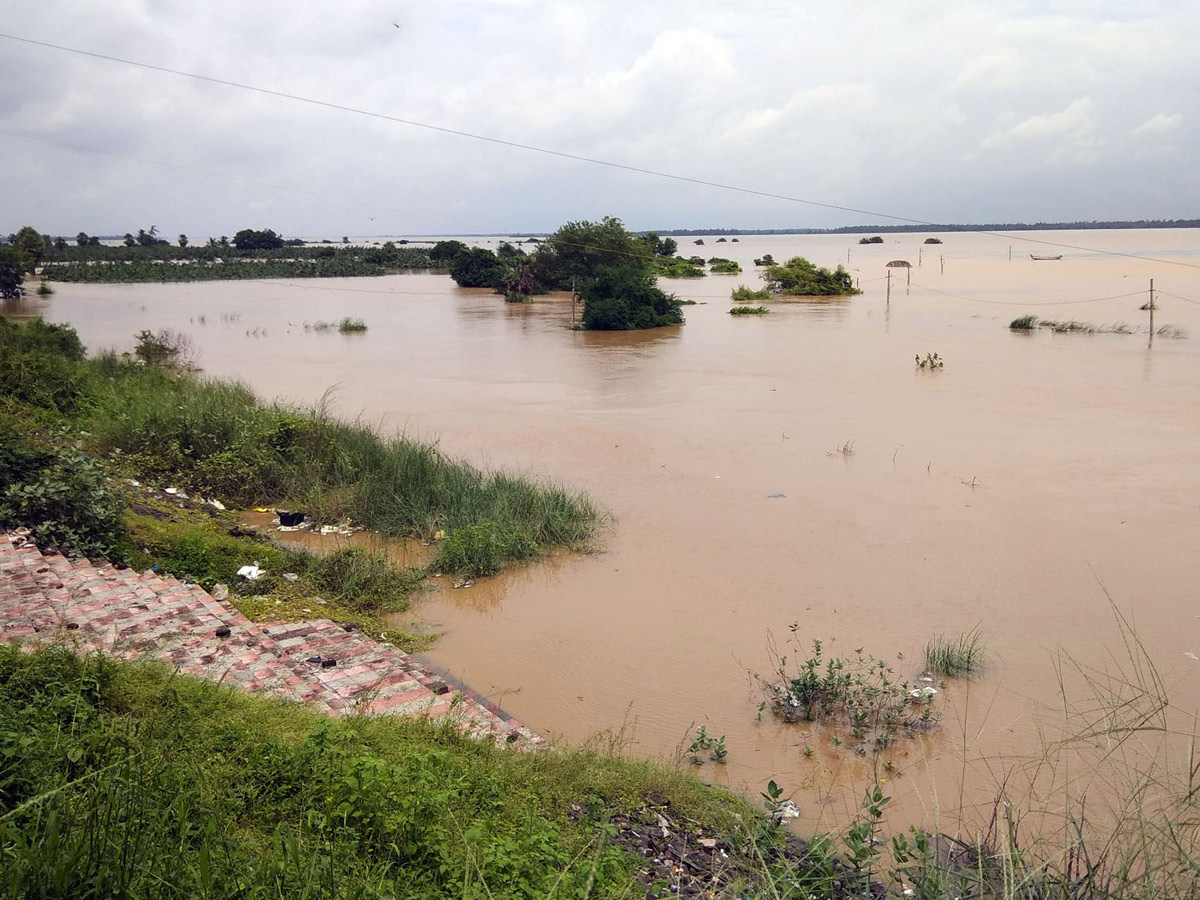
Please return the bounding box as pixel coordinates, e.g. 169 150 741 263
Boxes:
1157 290 1200 306
4 31 1200 271
908 280 1147 308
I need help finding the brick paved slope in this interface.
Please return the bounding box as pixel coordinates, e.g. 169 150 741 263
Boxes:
0 532 542 748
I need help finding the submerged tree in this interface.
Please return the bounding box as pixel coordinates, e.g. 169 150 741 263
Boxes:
579 265 684 330
0 247 25 298
762 257 858 296
232 228 285 251
448 247 503 289
11 226 46 272
531 217 653 291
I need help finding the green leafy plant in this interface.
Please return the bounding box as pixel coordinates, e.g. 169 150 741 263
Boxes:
729 306 768 316
756 628 937 753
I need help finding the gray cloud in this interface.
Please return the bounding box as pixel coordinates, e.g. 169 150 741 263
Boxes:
2 0 1197 237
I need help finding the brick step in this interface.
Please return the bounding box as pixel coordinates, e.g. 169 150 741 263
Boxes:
2 533 545 748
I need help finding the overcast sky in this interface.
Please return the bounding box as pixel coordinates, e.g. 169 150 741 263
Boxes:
1 1 1196 238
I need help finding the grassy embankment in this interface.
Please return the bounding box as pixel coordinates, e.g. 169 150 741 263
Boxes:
0 644 777 899
0 317 600 645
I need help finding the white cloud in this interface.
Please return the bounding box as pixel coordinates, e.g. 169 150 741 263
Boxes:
1134 113 1182 134
1 1 1198 233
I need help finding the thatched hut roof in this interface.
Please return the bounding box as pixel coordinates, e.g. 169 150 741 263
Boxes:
886 259 912 268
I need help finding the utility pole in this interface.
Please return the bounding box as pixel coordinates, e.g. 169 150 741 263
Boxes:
571 276 577 327
1149 277 1155 335
940 255 944 274
886 268 891 306
918 247 923 267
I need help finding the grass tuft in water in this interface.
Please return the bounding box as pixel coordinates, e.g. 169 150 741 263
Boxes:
923 627 985 676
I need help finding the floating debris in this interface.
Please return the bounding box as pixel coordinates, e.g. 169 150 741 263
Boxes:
236 563 264 580
909 686 938 700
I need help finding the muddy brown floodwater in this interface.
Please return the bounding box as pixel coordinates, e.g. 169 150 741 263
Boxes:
19 229 1200 836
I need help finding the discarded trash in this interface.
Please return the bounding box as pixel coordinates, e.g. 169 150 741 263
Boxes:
318 522 355 535
207 498 227 511
773 800 801 821
215 626 231 638
253 507 271 513
698 838 717 850
767 493 786 499
277 510 305 527
126 479 141 487
320 658 337 669
236 563 264 580
433 529 446 540
306 656 322 664
165 487 179 494
453 578 475 589
13 526 30 537
211 584 230 601
1186 652 1199 661
277 521 310 532
281 572 300 582
909 686 938 700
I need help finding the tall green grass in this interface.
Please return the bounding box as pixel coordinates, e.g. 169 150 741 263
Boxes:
923 627 986 676
79 355 600 573
0 646 756 899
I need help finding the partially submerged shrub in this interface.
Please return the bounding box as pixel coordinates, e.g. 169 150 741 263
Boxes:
707 257 742 274
730 306 768 316
1008 316 1133 334
730 285 770 303
337 317 367 334
134 329 195 368
757 630 936 752
437 521 538 577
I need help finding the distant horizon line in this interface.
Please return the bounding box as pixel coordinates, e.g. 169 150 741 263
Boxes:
69 217 1200 242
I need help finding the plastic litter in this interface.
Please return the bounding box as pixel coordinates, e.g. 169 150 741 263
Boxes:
277 510 305 527
433 529 446 540
281 572 300 582
207 498 227 511
164 487 179 495
126 479 141 487
318 523 355 536
1185 652 1199 661
909 686 938 700
453 578 475 589
237 563 264 580
773 800 801 821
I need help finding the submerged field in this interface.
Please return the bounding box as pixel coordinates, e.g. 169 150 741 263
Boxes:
9 228 1200 865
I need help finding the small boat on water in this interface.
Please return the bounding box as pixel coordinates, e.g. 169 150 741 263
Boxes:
1030 254 1063 261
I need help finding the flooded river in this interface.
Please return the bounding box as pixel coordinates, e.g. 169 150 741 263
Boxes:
19 229 1200 834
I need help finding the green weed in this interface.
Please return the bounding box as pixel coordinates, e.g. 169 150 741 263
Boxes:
923 627 985 677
